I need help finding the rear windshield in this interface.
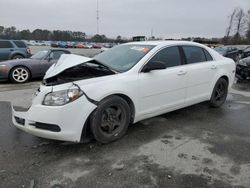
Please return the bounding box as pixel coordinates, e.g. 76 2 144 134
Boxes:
13 41 27 48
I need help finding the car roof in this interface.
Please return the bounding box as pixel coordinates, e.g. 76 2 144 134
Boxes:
125 40 206 47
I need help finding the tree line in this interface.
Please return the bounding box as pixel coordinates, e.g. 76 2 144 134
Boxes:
223 8 250 44
0 26 127 43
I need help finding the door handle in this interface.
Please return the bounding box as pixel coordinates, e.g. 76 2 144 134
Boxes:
177 70 187 75
10 49 14 51
211 65 217 70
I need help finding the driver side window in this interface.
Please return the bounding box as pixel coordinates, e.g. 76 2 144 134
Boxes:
149 46 181 68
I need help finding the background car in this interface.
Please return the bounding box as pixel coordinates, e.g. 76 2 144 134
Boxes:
58 41 68 48
240 46 250 59
0 40 31 61
0 49 70 83
75 42 86 48
214 46 241 61
236 56 250 80
92 44 102 49
50 41 59 48
67 42 74 48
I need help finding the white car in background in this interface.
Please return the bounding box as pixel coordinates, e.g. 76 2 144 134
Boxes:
12 41 235 143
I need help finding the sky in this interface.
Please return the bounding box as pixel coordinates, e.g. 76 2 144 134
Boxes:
0 0 249 39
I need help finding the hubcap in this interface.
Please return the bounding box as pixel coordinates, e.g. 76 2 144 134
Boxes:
101 105 125 136
12 68 28 82
215 82 226 101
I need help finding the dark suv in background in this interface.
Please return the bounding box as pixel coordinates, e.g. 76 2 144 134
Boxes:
214 46 241 61
0 40 31 61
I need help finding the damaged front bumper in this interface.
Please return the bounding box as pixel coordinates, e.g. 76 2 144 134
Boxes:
12 94 97 142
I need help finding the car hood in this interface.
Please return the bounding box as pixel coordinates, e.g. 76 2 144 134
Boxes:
44 54 93 79
0 58 36 65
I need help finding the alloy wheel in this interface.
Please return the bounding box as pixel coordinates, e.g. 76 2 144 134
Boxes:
12 68 29 83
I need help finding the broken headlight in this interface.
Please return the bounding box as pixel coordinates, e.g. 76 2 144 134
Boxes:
43 87 83 106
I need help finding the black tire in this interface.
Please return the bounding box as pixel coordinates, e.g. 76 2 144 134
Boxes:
11 55 24 59
90 96 131 144
210 78 228 108
9 66 31 83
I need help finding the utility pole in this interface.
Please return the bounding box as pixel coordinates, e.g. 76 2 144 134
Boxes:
96 0 99 34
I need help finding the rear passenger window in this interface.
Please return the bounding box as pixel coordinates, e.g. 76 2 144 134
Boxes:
13 41 27 48
183 46 206 64
149 46 181 68
0 41 13 48
203 49 213 61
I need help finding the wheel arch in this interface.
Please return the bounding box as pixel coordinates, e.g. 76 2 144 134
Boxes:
80 93 136 142
10 53 25 59
220 75 229 84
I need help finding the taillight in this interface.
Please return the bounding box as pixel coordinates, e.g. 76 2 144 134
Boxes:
27 48 31 54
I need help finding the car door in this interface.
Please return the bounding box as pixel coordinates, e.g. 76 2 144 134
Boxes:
138 46 187 116
0 41 14 60
181 46 216 104
40 51 66 75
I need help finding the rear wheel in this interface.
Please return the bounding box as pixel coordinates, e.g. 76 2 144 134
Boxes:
210 78 228 107
90 96 131 144
12 55 24 59
10 66 30 83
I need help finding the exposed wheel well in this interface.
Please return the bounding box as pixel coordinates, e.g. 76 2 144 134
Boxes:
220 75 229 84
80 93 136 142
9 66 32 80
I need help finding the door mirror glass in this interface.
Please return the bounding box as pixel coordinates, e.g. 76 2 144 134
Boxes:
142 61 166 73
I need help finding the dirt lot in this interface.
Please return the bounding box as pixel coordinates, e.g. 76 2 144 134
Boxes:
0 80 250 188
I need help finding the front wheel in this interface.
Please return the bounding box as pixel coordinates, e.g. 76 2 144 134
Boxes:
10 66 30 83
90 96 131 144
210 78 228 108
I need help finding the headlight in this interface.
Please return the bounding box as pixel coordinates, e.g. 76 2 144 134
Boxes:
43 86 83 106
238 60 247 66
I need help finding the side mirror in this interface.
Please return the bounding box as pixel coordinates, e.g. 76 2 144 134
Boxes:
142 61 166 73
47 57 53 62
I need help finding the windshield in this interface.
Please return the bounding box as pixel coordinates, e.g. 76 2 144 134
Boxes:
94 44 155 72
30 50 48 60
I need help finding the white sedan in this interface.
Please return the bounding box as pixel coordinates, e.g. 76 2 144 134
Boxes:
12 41 235 143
